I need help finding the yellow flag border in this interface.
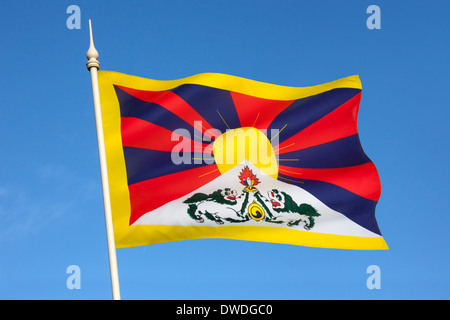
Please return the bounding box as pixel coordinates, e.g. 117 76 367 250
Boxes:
97 71 387 250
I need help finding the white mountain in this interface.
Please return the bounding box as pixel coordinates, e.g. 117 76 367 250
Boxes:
133 161 380 238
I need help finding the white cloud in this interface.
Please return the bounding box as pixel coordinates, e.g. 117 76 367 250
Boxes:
0 188 71 242
0 163 101 243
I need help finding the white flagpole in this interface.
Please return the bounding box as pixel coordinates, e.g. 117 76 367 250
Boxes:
86 19 121 300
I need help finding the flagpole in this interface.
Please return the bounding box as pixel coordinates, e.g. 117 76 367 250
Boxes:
86 19 121 300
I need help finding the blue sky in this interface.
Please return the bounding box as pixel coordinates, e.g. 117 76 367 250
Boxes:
0 0 449 300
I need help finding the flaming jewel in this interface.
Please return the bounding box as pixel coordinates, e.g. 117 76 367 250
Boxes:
238 166 260 191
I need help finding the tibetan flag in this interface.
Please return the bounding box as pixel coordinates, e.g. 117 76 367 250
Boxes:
97 71 387 250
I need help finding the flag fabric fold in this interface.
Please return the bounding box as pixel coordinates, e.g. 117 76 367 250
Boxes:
97 71 387 250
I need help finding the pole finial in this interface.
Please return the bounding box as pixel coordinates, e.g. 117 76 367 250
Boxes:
86 19 100 70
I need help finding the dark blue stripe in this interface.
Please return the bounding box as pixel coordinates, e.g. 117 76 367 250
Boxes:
269 88 361 144
123 147 209 185
114 86 203 140
170 84 241 132
278 134 371 168
278 174 381 235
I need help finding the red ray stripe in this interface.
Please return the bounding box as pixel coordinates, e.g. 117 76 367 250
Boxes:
275 93 361 154
121 117 210 152
115 85 221 139
278 162 381 201
128 164 221 225
230 91 294 129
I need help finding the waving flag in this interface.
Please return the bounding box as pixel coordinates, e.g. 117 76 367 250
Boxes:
97 71 387 250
